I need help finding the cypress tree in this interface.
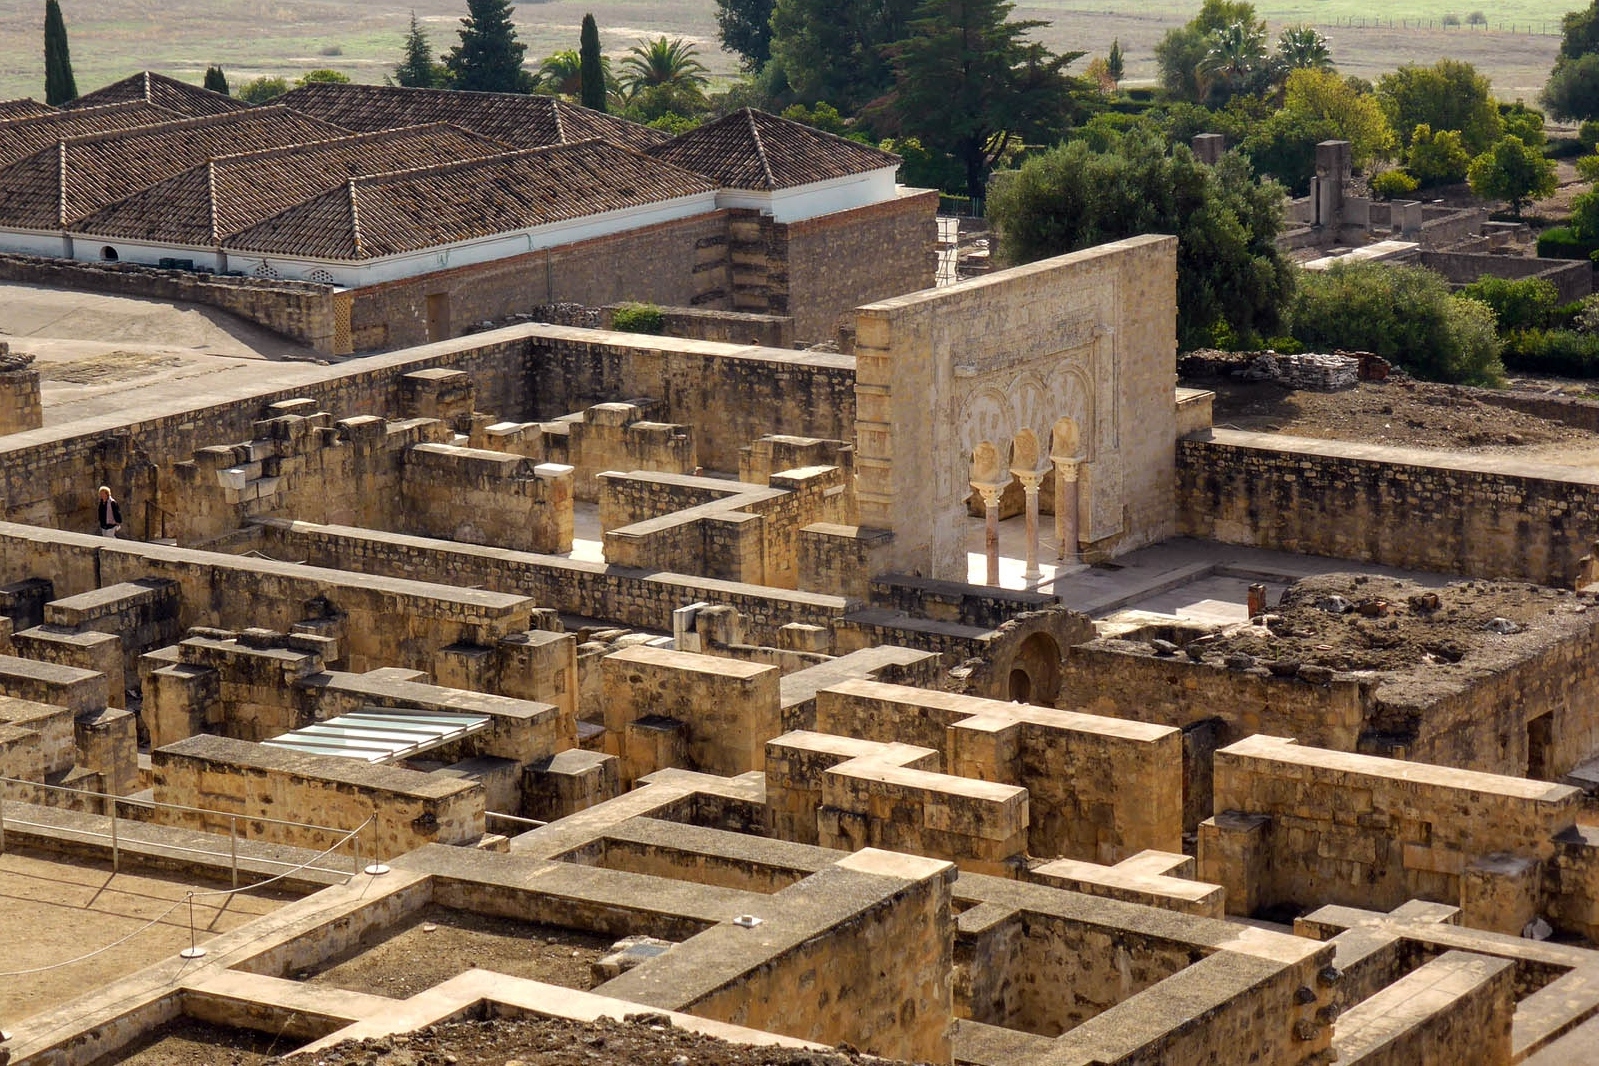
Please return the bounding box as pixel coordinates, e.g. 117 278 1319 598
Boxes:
43 0 77 107
203 65 230 95
580 13 606 112
443 0 528 93
396 12 444 87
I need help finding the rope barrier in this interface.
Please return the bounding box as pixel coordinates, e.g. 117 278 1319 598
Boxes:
0 817 377 976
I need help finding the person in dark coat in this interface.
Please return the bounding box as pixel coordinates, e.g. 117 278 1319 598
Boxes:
97 485 122 538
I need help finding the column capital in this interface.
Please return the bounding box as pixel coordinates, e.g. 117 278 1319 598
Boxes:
1012 469 1045 492
971 481 1006 507
1053 456 1082 482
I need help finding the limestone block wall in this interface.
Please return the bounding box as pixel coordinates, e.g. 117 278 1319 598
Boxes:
598 849 956 1064
0 694 75 780
151 733 485 859
767 730 1030 875
43 578 182 680
0 652 106 714
1178 430 1599 587
0 359 42 435
600 466 850 589
402 443 574 554
525 330 856 474
601 645 780 785
1199 735 1582 931
566 402 696 501
854 235 1179 580
599 304 795 348
814 679 1184 863
253 519 852 647
0 253 341 353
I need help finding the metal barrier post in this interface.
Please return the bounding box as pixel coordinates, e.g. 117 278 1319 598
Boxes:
229 816 238 890
110 797 119 873
1 793 6 854
364 817 388 876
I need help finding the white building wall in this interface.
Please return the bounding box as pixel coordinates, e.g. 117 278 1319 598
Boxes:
714 167 898 223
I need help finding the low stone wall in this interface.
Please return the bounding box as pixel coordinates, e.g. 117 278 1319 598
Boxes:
1178 430 1599 586
0 252 340 353
151 733 484 859
253 518 851 647
1419 250 1592 304
599 304 796 349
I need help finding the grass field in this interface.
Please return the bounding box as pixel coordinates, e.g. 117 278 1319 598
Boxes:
0 0 1564 106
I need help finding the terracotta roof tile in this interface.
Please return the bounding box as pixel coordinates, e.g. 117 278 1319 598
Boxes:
0 99 55 121
73 123 508 244
64 71 248 117
0 107 348 229
0 101 181 169
648 108 899 191
270 82 669 152
225 139 715 260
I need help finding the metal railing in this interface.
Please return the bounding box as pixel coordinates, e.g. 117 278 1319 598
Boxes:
0 776 374 887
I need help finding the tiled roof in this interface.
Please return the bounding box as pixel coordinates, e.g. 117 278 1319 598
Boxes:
73 124 508 244
270 82 669 152
648 108 900 191
64 71 248 117
225 139 716 260
0 107 348 229
0 99 55 121
0 101 181 169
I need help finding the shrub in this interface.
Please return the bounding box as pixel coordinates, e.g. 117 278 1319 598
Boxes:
1582 118 1599 149
1371 169 1419 199
610 302 665 334
1289 260 1504 384
1459 275 1559 332
1501 327 1599 376
1442 13 1461 26
1537 225 1599 260
1263 335 1305 353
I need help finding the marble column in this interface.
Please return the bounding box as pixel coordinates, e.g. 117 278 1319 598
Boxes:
1054 459 1080 562
1016 471 1043 581
974 481 1005 586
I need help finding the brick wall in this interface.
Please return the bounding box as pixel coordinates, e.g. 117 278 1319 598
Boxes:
350 212 733 351
1178 430 1599 586
728 192 939 344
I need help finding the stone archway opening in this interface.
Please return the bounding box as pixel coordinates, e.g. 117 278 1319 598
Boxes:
1007 631 1062 706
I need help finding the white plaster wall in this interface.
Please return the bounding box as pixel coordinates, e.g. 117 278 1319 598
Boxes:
715 168 899 223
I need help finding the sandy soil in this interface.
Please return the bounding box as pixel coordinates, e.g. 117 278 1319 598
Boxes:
298 1016 917 1066
299 905 621 998
0 848 293 1030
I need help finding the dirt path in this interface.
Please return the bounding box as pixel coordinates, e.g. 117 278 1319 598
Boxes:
0 849 292 1030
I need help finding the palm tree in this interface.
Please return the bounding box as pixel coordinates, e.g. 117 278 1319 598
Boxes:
1276 25 1332 71
617 36 709 97
1199 21 1267 98
537 49 585 95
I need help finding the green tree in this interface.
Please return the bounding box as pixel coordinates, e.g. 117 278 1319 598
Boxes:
1560 0 1599 63
203 65 229 96
1467 134 1558 216
1500 101 1545 146
1106 39 1124 85
1376 59 1502 154
889 0 1081 199
444 0 529 94
236 76 289 103
769 0 917 111
1543 53 1599 121
1290 260 1503 384
396 12 447 88
43 0 76 106
580 13 606 111
987 131 1293 349
536 50 583 95
618 36 710 97
1280 68 1391 165
295 69 351 86
620 82 710 123
1275 24 1332 71
1405 124 1471 186
1154 0 1264 103
715 0 776 71
1199 21 1268 100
